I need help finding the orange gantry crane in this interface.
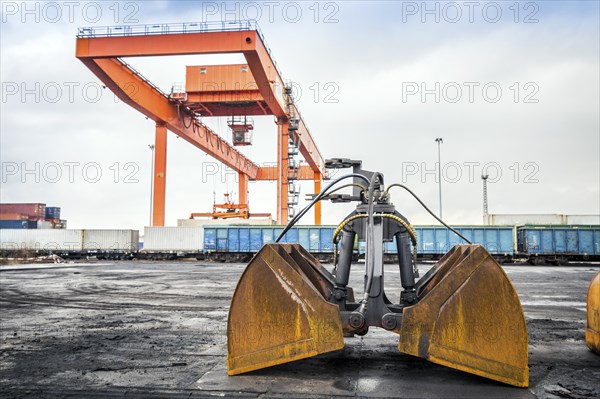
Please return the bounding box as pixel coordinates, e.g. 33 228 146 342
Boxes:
75 21 326 225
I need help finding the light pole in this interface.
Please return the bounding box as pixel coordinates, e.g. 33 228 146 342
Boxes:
435 138 443 219
482 174 489 224
148 144 155 226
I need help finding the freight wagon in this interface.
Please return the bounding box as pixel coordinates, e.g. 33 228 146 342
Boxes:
204 225 596 264
2 225 599 265
375 226 515 263
203 226 336 262
204 225 514 263
517 225 600 264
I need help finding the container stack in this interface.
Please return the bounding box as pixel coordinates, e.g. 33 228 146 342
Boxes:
0 203 66 229
43 206 66 229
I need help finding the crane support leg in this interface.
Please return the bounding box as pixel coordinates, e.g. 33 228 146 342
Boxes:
152 122 167 226
277 121 289 224
314 172 322 225
238 172 249 214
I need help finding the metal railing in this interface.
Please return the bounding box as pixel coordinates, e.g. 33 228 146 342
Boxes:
77 20 258 38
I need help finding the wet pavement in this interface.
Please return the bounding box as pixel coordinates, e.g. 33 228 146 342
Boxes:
1 261 599 398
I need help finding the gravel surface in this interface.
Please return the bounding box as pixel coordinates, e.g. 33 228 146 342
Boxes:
1 261 598 398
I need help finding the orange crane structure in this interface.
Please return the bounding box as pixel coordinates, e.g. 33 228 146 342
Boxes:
75 21 326 225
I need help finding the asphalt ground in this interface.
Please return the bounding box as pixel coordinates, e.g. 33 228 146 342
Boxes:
1 261 598 398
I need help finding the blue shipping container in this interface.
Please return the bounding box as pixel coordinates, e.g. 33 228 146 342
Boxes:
45 207 61 219
0 220 37 229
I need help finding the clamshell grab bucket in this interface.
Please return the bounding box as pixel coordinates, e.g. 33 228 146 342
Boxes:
398 245 529 387
586 271 600 354
227 243 344 375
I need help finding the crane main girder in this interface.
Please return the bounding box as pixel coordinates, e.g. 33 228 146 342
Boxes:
75 29 326 176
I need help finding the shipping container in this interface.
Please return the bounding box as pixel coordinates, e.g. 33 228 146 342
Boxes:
517 225 600 260
565 215 600 225
82 230 139 252
0 203 46 219
37 220 54 229
0 220 37 229
0 229 83 251
45 207 61 219
0 213 29 220
143 227 203 252
186 64 256 93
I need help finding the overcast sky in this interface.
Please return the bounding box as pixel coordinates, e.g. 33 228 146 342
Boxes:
1 1 599 231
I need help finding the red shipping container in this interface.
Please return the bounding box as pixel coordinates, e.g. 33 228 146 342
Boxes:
0 213 29 220
0 203 46 218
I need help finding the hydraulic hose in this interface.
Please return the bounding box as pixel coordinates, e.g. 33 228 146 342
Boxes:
385 183 472 244
275 173 371 243
325 183 367 197
358 172 382 313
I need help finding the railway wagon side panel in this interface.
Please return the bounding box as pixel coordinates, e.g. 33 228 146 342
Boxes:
249 228 262 251
203 226 335 254
227 228 240 252
239 228 250 252
579 230 596 255
410 226 514 256
204 228 216 251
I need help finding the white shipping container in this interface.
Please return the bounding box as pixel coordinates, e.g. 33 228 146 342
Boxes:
143 227 203 252
82 230 139 252
485 214 600 226
564 215 600 225
36 220 54 229
0 229 84 251
485 214 563 226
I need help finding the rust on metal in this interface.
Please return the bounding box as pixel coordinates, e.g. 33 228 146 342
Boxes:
398 245 529 388
586 271 600 354
227 244 344 375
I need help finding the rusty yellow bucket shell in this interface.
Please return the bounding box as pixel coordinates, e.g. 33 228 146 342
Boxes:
227 243 528 388
586 271 600 354
398 245 529 388
227 244 344 375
